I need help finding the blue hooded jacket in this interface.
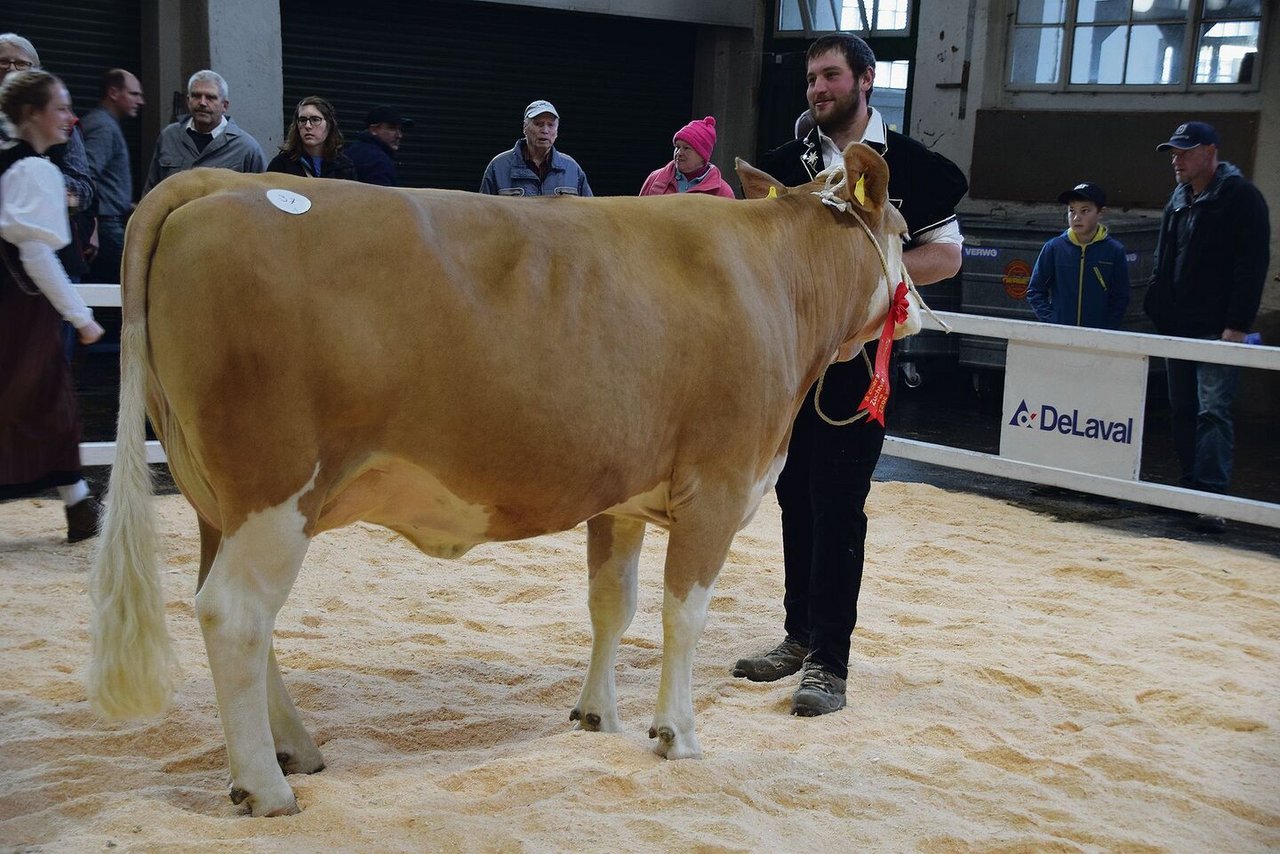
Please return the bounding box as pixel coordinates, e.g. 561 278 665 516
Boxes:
1026 224 1131 329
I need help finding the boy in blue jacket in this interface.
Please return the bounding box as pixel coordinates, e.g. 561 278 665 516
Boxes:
1026 182 1131 328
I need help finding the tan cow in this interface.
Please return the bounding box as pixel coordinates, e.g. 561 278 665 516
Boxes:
89 142 918 816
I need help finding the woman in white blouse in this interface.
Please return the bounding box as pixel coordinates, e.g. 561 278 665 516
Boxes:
0 69 105 542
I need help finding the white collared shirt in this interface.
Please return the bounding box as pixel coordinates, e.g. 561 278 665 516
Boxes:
184 115 229 139
816 107 963 247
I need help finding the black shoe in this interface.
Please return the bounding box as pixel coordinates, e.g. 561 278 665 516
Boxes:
66 496 102 543
1193 513 1226 534
790 661 846 717
732 635 808 682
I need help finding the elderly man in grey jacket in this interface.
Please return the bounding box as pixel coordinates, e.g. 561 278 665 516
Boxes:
144 69 265 193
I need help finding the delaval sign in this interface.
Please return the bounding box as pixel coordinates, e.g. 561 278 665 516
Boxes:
1007 400 1134 444
1000 341 1148 480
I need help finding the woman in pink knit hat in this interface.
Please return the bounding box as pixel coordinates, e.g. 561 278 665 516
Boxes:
639 115 736 198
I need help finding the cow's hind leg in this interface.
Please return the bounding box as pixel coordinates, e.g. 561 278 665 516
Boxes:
197 514 322 776
648 499 739 760
268 644 325 775
571 515 644 733
195 498 311 817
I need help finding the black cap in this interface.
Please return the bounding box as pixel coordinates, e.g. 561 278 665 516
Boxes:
365 105 414 128
1156 121 1218 151
1058 181 1107 207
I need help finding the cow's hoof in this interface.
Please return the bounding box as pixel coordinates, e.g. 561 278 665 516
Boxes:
648 724 702 760
229 784 300 817
276 748 326 776
570 707 619 732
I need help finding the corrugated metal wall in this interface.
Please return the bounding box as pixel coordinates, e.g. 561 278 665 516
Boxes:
281 0 699 194
5 0 144 199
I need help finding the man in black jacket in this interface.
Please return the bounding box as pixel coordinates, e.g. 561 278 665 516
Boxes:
732 34 968 715
346 105 413 186
1145 121 1270 534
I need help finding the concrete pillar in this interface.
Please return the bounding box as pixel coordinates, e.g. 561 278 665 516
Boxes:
138 0 281 175
207 0 283 153
691 2 767 194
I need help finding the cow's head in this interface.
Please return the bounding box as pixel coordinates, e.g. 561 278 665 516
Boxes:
736 143 921 358
736 142 896 227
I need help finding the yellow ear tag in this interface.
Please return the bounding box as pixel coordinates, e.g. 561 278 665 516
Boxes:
853 174 867 206
767 186 778 199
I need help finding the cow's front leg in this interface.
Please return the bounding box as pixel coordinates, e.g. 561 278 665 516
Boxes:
267 644 325 775
572 515 644 733
648 511 736 760
196 504 311 817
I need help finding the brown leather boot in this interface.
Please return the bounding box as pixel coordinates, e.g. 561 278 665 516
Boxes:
66 496 102 543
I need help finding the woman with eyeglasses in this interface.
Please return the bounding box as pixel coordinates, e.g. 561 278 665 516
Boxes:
1 70 106 542
267 96 356 180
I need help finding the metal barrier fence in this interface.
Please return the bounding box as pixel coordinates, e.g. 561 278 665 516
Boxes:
74 286 1279 528
893 311 1279 528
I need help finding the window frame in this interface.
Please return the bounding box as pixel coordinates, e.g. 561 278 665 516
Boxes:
1004 0 1265 93
774 0 915 38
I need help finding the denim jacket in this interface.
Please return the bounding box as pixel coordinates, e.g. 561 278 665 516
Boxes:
479 140 592 197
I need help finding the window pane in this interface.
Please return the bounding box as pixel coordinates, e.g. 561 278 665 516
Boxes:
1130 0 1191 21
1010 26 1063 83
1195 20 1259 82
876 0 911 30
1017 0 1066 24
874 60 909 132
1126 23 1186 82
1202 0 1261 19
840 0 868 30
1076 0 1130 24
779 0 805 31
812 0 840 30
1070 24 1128 83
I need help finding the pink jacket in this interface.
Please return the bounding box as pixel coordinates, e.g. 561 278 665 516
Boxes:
639 161 736 198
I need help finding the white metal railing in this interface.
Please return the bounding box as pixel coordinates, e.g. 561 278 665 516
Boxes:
888 311 1279 528
75 286 1278 528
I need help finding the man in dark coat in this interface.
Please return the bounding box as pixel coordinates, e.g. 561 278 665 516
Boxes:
1144 121 1270 534
732 34 969 716
345 105 413 186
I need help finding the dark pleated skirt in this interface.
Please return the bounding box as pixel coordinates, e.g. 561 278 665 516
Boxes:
0 269 83 499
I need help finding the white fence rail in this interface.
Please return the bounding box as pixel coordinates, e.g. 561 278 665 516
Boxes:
894 311 1279 528
75 286 1279 528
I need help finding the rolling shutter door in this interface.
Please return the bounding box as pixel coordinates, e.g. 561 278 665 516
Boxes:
5 0 144 199
282 0 697 195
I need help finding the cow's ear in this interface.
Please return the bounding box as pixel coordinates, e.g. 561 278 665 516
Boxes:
736 158 786 200
838 142 890 214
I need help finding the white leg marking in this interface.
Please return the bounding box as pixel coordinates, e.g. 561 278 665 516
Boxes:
573 516 644 733
267 645 324 775
650 581 714 759
196 477 314 816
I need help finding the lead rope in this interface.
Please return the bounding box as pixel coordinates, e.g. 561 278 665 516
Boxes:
808 165 951 427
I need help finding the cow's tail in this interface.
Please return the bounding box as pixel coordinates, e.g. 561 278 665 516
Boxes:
88 175 219 718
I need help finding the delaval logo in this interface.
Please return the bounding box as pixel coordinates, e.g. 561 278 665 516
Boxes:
1008 399 1133 443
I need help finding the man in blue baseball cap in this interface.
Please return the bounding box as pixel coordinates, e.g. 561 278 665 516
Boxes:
1145 120 1270 534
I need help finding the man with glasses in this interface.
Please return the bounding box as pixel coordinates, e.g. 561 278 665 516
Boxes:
143 69 265 193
